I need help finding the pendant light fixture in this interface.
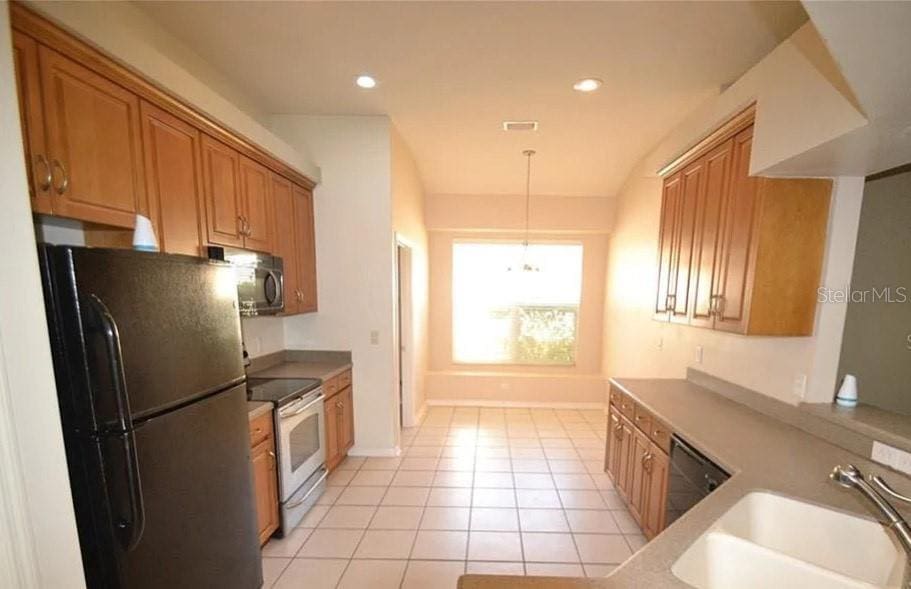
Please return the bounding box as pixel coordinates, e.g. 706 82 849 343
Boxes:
508 149 540 273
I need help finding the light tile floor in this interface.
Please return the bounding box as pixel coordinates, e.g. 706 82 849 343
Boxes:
262 406 646 588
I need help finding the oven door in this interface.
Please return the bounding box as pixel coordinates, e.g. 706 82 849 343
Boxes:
276 391 325 501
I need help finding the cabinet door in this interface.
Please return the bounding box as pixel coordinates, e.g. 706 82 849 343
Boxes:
239 156 273 252
689 139 734 327
627 428 651 524
201 135 244 247
271 174 298 314
669 158 705 323
617 416 635 500
39 46 147 228
606 410 623 484
642 444 669 540
140 101 204 256
340 386 354 451
293 185 318 313
714 126 760 333
655 172 682 317
251 438 279 545
12 31 52 213
324 396 340 471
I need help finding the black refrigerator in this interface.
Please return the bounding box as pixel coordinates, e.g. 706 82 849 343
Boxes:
39 245 262 589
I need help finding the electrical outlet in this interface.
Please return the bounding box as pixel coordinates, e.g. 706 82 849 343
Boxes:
872 442 911 477
695 345 703 364
792 373 807 399
370 330 379 345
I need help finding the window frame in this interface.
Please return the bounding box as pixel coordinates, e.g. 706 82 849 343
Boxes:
450 237 584 368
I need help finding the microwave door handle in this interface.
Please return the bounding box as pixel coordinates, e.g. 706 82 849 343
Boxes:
83 294 146 551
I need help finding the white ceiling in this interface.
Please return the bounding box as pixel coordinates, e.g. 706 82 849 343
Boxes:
136 1 807 197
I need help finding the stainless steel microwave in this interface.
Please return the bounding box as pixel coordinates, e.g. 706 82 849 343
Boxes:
208 246 283 316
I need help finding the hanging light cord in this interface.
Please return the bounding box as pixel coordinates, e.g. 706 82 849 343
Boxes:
523 149 535 248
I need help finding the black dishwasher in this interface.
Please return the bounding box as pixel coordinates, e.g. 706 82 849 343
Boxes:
666 435 730 526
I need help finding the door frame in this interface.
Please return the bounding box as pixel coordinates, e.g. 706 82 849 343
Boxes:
393 235 417 430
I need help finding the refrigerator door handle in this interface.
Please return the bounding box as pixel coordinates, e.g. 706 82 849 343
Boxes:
84 294 146 551
112 429 146 551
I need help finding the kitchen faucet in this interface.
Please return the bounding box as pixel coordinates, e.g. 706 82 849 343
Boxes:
831 464 911 588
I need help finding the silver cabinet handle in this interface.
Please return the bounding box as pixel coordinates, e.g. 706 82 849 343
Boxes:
268 451 275 459
35 154 52 192
297 289 304 302
52 159 69 194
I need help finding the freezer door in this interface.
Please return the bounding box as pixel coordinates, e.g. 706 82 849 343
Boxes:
42 246 245 427
101 384 261 589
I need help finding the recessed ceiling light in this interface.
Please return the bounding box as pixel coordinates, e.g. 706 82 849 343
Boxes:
355 75 377 89
573 78 602 92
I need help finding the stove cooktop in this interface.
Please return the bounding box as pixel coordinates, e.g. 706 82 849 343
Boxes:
247 377 322 408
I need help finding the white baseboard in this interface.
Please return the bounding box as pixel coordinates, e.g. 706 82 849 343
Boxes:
425 399 606 410
347 445 401 458
411 402 428 426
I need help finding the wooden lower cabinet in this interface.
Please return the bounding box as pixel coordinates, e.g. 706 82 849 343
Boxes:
249 412 279 546
606 387 671 540
324 371 355 472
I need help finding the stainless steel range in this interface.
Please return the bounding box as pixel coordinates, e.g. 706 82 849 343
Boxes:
247 377 327 535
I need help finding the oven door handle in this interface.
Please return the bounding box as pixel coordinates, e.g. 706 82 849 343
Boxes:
285 468 329 509
280 393 325 418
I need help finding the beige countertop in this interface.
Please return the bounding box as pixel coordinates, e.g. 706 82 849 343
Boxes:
460 377 911 589
247 401 272 421
247 350 352 383
250 360 351 382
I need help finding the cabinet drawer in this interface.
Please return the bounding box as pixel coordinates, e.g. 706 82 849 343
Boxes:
649 419 672 454
633 405 653 435
338 370 352 388
323 376 340 397
617 393 636 420
249 412 272 447
609 388 624 408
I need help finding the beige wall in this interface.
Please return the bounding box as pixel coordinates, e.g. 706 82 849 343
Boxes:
391 126 430 424
0 3 84 585
425 194 613 406
270 115 400 454
601 21 868 406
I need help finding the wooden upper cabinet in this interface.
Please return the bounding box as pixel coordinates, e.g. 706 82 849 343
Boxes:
293 185 318 313
12 31 52 214
669 159 705 323
655 111 831 336
713 127 760 333
239 156 273 252
140 101 204 256
271 174 298 314
689 138 734 328
38 46 147 228
201 135 244 248
655 172 682 316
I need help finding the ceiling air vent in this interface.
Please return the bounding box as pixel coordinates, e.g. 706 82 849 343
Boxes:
502 121 539 132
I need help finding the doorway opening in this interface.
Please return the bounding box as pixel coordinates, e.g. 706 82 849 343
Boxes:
394 238 415 433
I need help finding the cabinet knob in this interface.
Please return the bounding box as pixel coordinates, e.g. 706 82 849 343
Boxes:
35 155 52 192
51 159 69 194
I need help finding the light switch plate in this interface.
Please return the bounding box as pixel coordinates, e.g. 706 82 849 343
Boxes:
872 441 911 477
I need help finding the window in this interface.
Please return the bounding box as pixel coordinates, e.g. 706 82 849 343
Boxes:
452 241 583 365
